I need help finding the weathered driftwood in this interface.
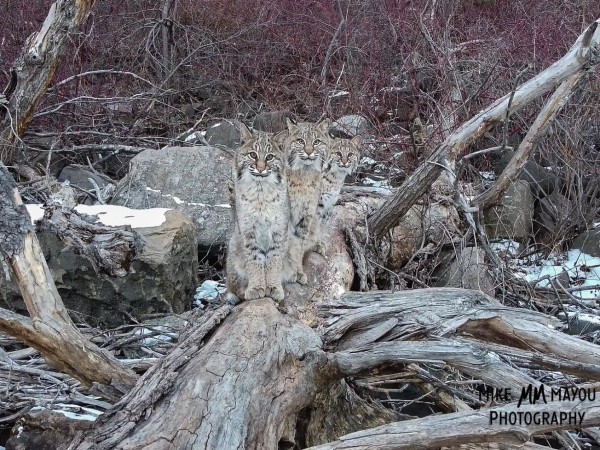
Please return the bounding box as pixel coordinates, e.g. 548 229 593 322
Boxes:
67 299 327 450
0 0 95 164
319 289 600 367
367 19 600 237
38 206 144 277
5 409 95 450
305 400 600 450
0 165 137 394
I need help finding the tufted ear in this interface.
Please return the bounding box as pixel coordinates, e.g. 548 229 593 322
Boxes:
273 129 288 150
316 118 331 134
238 122 253 144
285 117 296 131
350 135 362 148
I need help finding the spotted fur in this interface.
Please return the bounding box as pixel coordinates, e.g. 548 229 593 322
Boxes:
283 117 331 284
226 124 289 302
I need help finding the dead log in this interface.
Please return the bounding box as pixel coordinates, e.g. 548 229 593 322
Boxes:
0 0 95 164
367 19 600 237
0 165 137 394
38 206 144 277
305 400 600 450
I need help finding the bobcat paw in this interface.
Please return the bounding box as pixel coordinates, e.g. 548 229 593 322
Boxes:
314 241 328 256
296 272 308 285
245 286 265 300
267 285 285 301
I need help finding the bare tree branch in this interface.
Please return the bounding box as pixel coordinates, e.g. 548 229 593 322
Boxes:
0 0 96 164
367 18 600 238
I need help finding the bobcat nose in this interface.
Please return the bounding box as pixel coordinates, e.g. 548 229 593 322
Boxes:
256 160 266 172
304 146 314 156
341 156 348 165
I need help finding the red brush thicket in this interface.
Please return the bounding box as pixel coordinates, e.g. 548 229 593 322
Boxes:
0 0 598 158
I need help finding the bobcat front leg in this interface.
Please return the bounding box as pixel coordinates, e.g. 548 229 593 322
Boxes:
243 235 267 300
289 217 311 285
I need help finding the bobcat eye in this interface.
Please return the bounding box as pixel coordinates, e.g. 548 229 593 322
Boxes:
335 152 342 158
314 139 322 145
295 139 305 145
265 154 274 161
347 152 353 158
248 152 258 159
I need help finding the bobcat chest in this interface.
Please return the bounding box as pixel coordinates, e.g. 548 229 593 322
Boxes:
237 181 286 252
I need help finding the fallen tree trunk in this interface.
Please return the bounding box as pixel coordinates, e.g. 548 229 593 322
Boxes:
0 165 137 395
305 399 600 450
367 19 600 237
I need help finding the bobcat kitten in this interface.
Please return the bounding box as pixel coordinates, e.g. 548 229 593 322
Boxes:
309 136 361 253
318 136 361 221
284 117 331 284
226 124 288 302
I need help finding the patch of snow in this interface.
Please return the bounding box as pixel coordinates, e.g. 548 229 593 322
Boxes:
26 203 170 228
194 280 227 307
75 204 169 228
360 157 377 167
184 131 207 143
504 249 600 299
214 204 231 208
491 240 521 257
30 405 103 422
562 312 600 325
362 177 391 189
133 326 176 346
25 204 45 224
329 90 349 98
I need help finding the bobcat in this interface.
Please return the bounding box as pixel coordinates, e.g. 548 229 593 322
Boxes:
225 124 288 302
309 136 361 254
284 117 331 284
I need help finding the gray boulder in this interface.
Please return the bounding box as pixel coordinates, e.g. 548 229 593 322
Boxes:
0 209 197 327
252 111 294 133
484 180 534 243
533 190 574 237
58 165 114 204
571 228 600 257
495 150 561 198
433 247 495 296
205 120 241 149
330 115 370 138
111 146 233 249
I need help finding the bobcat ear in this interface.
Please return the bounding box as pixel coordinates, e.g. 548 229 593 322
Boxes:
316 118 331 134
350 135 362 148
285 117 296 131
238 123 253 144
273 129 288 148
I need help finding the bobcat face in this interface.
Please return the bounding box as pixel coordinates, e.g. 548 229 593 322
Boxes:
236 125 285 184
286 118 330 169
327 136 361 175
